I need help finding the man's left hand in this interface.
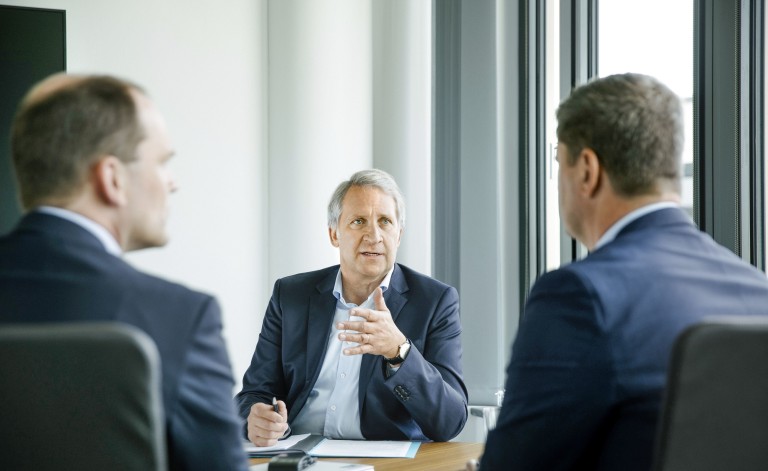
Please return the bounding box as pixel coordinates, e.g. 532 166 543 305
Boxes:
337 287 406 358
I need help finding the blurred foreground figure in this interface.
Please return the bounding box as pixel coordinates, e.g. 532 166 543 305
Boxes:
0 73 248 471
479 73 768 471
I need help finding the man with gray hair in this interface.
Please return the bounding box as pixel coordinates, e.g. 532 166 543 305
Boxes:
476 74 768 470
237 169 468 444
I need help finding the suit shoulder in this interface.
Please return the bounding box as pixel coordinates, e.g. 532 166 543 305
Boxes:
114 258 215 306
528 262 601 302
397 264 456 295
274 265 339 288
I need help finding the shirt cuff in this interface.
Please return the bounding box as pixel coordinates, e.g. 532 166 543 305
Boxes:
385 361 401 378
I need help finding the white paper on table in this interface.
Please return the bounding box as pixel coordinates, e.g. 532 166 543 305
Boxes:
243 433 311 454
310 439 419 458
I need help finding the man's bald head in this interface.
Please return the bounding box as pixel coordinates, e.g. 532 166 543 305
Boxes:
21 73 88 107
11 74 146 209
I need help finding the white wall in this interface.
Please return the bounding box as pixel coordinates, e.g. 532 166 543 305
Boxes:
372 0 432 275
5 0 434 393
267 0 433 281
3 0 269 388
267 0 373 282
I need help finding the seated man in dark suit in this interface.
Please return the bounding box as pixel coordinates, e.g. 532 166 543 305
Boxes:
477 74 768 470
0 73 248 471
237 169 468 445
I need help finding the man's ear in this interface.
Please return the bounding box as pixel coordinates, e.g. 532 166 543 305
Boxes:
93 156 128 207
578 147 602 198
329 227 340 248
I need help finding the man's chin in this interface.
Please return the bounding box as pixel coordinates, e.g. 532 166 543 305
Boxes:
125 234 169 252
358 261 392 277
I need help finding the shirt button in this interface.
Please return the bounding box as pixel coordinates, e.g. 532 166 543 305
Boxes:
340 373 346 379
331 405 337 411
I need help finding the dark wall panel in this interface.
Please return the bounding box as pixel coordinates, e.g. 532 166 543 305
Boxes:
0 6 65 234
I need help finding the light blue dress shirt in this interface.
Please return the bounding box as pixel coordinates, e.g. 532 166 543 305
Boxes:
291 266 394 439
35 206 122 256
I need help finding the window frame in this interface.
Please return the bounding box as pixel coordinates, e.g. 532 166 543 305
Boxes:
695 0 765 269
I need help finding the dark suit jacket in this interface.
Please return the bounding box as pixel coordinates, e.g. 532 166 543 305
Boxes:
236 263 468 441
0 212 248 471
482 207 768 471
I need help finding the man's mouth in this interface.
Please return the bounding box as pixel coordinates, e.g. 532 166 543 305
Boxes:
361 252 383 257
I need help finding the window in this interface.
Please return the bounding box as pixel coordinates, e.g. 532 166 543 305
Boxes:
764 1 768 267
598 0 694 216
547 0 694 269
544 0 561 271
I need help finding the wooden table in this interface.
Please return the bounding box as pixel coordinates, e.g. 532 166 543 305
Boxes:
249 441 484 471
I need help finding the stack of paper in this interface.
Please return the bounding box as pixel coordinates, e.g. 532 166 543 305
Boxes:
244 433 420 459
250 461 373 471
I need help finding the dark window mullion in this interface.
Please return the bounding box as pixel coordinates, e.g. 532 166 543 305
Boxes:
695 0 763 268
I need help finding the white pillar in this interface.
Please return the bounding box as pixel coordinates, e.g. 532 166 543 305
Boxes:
372 0 433 275
268 0 373 282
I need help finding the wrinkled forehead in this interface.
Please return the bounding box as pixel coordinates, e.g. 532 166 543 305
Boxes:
342 186 398 214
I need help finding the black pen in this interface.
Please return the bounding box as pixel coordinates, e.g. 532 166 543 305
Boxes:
272 396 279 413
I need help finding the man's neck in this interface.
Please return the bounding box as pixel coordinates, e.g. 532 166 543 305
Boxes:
36 205 123 255
341 274 386 306
341 282 383 306
587 192 680 250
59 197 124 250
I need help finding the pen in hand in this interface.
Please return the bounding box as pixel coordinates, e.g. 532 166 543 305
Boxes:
272 396 291 439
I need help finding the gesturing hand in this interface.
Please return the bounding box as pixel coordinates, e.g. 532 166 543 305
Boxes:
336 287 406 359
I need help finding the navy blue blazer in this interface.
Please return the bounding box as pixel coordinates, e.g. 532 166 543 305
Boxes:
0 213 248 471
236 263 468 441
482 208 768 470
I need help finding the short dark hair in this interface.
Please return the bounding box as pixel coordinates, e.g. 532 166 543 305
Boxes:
11 75 145 209
556 73 684 196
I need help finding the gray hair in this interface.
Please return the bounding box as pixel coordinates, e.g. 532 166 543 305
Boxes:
327 169 406 230
556 73 684 196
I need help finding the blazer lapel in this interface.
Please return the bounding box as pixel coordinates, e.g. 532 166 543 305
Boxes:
305 269 339 389
358 264 409 403
384 264 409 323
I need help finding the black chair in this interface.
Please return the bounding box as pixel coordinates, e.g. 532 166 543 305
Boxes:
653 316 768 471
0 322 167 471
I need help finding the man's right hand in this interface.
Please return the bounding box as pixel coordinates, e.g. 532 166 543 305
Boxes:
247 401 289 447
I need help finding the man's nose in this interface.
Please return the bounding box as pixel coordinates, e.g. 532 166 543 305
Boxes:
363 223 382 242
168 173 179 193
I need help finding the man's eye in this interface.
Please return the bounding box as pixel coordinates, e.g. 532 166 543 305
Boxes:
352 219 363 225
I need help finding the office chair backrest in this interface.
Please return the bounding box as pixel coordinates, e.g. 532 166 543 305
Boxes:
0 322 167 471
653 316 768 471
